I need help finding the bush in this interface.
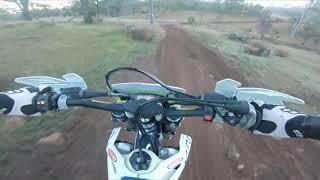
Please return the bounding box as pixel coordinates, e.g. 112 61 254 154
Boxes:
256 12 272 38
246 28 252 33
0 24 16 30
36 21 56 28
227 33 250 43
187 16 196 25
244 45 260 56
244 40 271 57
273 48 289 57
129 27 154 42
251 40 269 51
84 15 94 24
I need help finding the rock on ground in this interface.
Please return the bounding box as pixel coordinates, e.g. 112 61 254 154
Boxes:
38 132 65 145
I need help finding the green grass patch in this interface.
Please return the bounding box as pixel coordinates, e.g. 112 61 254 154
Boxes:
0 22 157 154
0 23 155 90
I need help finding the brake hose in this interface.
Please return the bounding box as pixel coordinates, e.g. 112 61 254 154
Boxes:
105 67 198 99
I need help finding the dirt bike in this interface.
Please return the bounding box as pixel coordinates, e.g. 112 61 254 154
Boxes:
15 67 304 179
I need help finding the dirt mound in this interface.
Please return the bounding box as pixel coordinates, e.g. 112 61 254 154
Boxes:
2 27 320 180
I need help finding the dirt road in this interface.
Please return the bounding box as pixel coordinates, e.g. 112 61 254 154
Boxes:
3 27 320 180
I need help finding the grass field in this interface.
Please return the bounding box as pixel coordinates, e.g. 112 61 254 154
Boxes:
0 22 155 90
0 22 157 154
189 28 320 113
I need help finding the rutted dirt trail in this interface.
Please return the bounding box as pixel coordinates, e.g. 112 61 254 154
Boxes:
3 27 320 180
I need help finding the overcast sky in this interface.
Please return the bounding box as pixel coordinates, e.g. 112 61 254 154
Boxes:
247 0 305 7
0 0 306 12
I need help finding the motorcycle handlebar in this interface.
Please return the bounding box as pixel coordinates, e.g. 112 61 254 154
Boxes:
66 98 210 118
64 96 249 118
66 98 206 115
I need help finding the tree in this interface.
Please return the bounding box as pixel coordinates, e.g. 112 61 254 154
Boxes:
290 0 320 37
103 0 110 16
159 0 198 12
71 0 96 23
105 0 143 17
80 0 93 23
5 0 32 20
256 11 272 39
0 8 9 16
95 0 101 21
290 0 313 37
224 0 245 14
298 4 320 45
149 0 154 24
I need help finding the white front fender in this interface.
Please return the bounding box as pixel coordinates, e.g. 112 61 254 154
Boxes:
106 128 192 180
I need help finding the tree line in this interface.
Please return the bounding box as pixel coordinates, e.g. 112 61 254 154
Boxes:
1 0 319 46
1 0 269 21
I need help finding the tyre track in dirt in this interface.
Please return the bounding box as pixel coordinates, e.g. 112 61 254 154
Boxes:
144 27 320 180
3 27 320 180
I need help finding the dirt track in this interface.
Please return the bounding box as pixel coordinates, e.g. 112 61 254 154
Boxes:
3 27 320 180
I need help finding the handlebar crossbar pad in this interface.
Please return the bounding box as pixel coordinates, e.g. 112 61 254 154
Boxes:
111 83 185 97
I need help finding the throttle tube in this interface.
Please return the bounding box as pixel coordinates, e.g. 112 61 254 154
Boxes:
224 101 250 114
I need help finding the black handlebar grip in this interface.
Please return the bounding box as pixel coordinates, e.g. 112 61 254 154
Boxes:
224 101 250 114
303 115 320 140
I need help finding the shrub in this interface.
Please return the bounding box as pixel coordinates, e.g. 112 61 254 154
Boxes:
0 24 16 29
84 15 94 24
244 45 261 56
187 16 196 25
227 33 249 43
36 21 56 28
251 40 269 51
273 48 289 57
256 12 272 38
129 27 154 42
244 40 271 57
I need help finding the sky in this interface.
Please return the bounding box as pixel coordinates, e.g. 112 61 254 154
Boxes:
0 0 72 13
0 0 307 13
247 0 306 7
